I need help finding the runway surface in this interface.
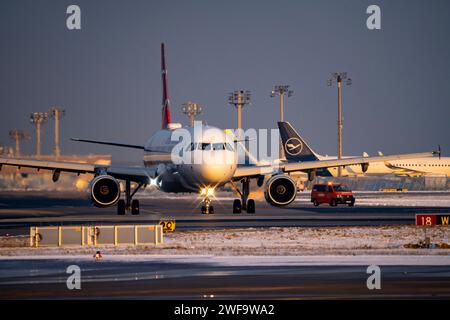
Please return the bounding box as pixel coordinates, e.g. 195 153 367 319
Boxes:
0 191 449 235
1 191 449 299
1 256 450 299
1 191 450 235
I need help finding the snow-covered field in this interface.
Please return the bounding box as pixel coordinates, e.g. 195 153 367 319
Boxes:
134 190 450 207
296 191 450 207
1 225 449 257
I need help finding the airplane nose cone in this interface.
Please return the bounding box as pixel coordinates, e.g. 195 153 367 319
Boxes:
196 164 235 184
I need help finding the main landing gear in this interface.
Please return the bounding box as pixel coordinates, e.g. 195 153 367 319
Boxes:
231 177 256 214
117 180 145 215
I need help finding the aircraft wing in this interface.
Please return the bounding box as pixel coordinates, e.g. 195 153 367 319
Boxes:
71 138 145 150
280 152 435 173
232 151 436 178
104 166 156 182
384 162 428 177
233 165 276 178
0 157 155 184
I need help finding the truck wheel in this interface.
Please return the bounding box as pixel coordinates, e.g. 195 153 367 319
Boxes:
348 201 355 207
330 199 337 207
313 199 319 207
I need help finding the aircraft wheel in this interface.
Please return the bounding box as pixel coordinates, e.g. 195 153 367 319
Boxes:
201 206 207 214
117 200 126 215
131 199 140 215
232 199 242 214
209 206 214 214
246 199 255 214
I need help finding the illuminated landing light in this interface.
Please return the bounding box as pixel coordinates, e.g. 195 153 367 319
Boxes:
150 178 158 186
150 177 162 188
201 187 215 197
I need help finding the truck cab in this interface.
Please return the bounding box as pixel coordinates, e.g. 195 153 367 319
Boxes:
311 183 355 207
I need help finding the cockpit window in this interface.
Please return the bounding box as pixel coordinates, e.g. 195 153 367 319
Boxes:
185 143 197 151
200 143 211 150
195 142 234 151
212 143 226 150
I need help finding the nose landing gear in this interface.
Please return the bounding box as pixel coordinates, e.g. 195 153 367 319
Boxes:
231 177 256 214
201 196 214 214
200 187 215 214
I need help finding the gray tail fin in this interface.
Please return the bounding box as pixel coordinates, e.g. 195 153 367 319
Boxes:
278 121 320 162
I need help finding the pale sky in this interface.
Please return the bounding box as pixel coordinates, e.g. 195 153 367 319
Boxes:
1 0 449 163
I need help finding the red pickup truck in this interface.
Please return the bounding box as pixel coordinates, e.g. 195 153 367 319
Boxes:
311 183 355 207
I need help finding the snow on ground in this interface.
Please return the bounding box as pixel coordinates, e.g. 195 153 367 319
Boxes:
137 190 450 207
1 225 449 257
295 191 450 207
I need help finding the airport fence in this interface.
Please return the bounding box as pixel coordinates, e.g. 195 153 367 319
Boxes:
30 224 163 247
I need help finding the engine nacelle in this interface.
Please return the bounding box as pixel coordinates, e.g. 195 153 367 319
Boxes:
361 163 369 173
89 175 121 207
264 175 297 207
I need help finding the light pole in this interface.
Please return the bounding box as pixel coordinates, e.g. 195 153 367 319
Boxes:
327 72 352 177
181 101 202 127
227 90 251 133
49 107 65 157
271 85 293 159
9 129 30 157
30 112 49 157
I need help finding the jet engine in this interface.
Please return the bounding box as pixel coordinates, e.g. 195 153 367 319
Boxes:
264 175 297 206
361 163 369 173
89 175 121 207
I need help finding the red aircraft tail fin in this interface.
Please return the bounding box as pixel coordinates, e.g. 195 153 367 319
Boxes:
161 43 171 129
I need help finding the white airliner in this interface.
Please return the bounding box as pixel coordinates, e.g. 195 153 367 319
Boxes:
278 122 448 180
0 43 438 215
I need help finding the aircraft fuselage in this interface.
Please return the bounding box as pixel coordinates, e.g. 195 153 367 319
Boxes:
143 124 237 193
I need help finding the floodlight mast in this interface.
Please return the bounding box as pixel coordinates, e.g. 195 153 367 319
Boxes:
271 85 293 159
327 72 352 177
49 107 65 157
9 129 30 157
30 112 49 157
181 101 202 127
227 90 251 135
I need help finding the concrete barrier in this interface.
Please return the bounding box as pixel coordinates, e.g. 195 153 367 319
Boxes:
30 225 163 247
